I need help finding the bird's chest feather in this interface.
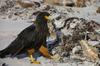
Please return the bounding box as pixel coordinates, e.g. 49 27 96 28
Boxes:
36 31 47 42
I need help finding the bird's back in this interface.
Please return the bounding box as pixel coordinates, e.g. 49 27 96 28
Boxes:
0 24 36 57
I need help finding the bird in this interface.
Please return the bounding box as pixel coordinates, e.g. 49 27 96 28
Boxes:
0 12 53 64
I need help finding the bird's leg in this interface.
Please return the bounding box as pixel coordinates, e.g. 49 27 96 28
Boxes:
39 45 61 61
39 45 52 59
27 49 40 64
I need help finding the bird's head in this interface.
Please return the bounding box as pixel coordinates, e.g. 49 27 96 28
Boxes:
36 12 51 23
34 12 54 36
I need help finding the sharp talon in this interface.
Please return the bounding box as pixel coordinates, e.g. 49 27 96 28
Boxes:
27 49 40 64
31 61 41 64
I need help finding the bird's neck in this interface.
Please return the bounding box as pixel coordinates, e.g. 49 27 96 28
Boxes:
35 21 50 36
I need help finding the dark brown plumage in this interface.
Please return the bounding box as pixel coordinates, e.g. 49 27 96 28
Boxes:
0 12 52 64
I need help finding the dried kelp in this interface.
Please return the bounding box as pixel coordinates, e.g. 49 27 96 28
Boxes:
79 40 99 62
50 17 100 63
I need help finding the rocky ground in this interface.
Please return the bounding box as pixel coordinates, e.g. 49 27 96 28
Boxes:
0 0 100 66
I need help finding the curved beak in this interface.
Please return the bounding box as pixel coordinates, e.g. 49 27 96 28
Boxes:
44 15 53 21
44 16 50 20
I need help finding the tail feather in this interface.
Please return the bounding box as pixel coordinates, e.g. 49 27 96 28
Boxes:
0 49 9 58
0 39 25 58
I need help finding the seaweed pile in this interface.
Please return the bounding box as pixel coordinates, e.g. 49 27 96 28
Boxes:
50 17 100 64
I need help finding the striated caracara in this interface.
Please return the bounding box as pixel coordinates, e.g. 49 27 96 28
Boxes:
0 12 53 64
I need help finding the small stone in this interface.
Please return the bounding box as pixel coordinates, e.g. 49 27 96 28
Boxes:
72 46 81 54
2 63 7 66
96 7 100 13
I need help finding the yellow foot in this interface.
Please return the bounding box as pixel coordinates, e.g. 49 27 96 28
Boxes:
30 61 41 64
